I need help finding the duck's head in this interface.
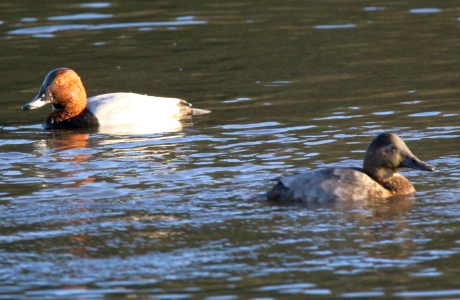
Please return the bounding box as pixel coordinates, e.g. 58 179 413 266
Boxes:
363 132 435 178
22 68 87 116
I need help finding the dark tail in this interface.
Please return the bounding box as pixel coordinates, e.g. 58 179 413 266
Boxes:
191 108 211 115
180 100 211 115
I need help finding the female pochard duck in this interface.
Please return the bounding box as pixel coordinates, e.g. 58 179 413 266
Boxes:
22 68 210 130
267 133 435 203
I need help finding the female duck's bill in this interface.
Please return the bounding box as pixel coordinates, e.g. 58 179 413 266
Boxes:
266 132 435 203
22 68 211 131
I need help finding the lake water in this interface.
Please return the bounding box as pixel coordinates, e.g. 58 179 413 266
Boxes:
0 1 459 299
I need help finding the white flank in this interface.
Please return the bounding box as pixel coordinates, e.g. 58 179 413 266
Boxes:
87 93 185 127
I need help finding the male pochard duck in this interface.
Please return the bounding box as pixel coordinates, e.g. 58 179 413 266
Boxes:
267 132 435 203
22 68 210 130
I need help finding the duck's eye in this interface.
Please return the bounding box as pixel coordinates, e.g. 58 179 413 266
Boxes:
388 145 397 153
56 78 65 85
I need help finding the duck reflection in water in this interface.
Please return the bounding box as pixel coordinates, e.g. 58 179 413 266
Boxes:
265 132 435 203
35 131 96 186
45 131 91 150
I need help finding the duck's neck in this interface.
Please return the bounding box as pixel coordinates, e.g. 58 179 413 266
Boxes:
50 108 80 122
365 167 415 195
51 97 87 122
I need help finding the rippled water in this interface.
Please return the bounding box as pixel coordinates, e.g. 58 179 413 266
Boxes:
0 0 459 299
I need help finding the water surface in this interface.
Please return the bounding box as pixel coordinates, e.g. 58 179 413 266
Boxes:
0 0 459 298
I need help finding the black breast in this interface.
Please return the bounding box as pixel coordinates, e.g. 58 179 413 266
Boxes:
45 108 99 129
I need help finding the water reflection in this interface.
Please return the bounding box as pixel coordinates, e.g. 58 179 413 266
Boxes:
98 118 185 135
314 24 357 29
409 8 442 14
48 13 113 21
44 131 90 150
363 7 386 11
8 17 207 36
80 3 111 9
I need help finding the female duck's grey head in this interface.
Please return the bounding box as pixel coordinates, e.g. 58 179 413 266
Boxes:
364 132 435 172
